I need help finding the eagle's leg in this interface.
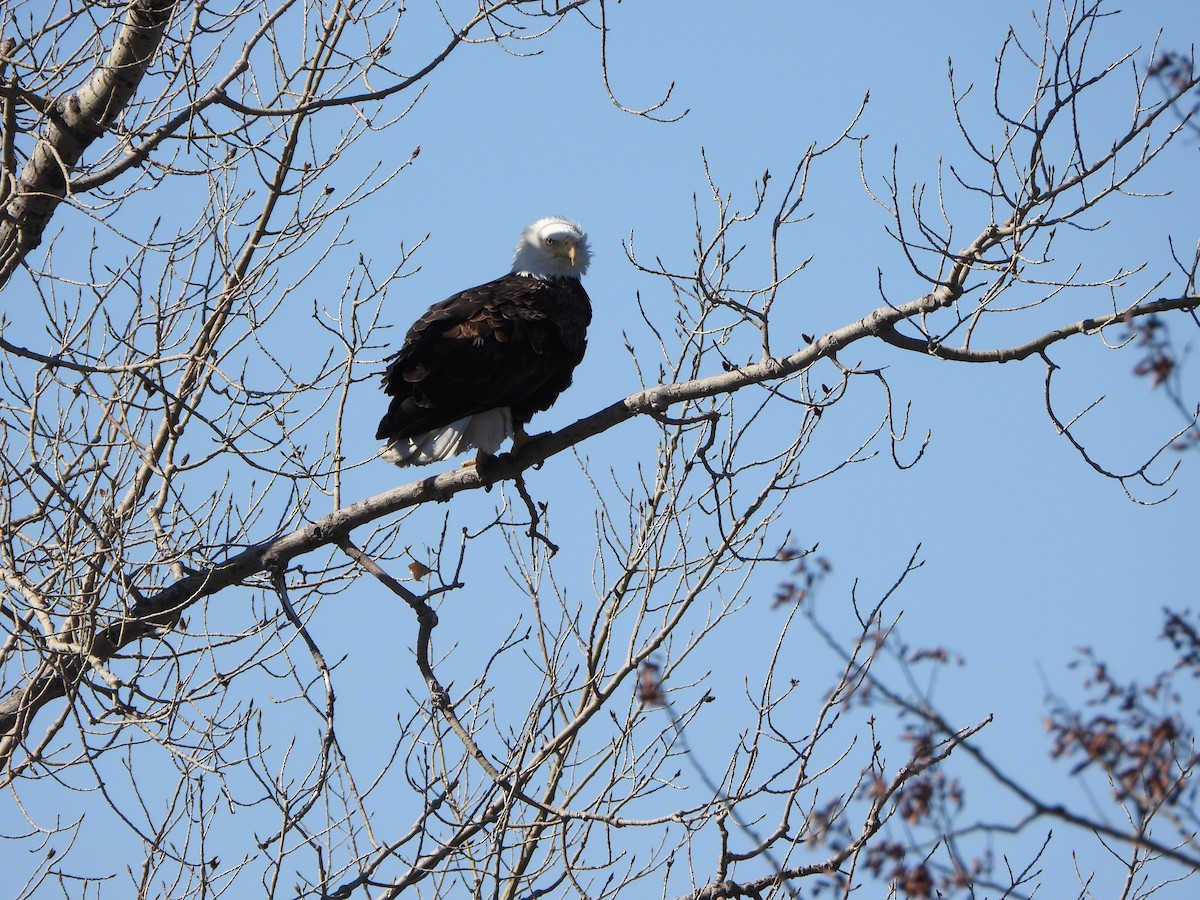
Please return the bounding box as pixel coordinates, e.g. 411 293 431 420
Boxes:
464 450 501 489
461 450 497 469
511 425 549 450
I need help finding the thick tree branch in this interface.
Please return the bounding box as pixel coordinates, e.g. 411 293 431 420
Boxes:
878 295 1200 362
0 0 178 287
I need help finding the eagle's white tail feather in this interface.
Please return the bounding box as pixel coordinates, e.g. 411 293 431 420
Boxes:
382 408 513 467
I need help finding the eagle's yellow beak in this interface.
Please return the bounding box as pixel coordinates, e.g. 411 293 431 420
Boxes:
567 241 577 267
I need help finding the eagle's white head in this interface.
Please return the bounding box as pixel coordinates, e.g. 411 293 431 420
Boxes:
511 216 590 279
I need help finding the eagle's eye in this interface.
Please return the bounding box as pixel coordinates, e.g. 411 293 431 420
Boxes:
544 237 557 246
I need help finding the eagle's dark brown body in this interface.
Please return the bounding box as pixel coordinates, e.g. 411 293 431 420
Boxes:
376 273 592 464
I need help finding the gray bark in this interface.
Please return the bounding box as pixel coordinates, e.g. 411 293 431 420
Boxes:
0 0 177 287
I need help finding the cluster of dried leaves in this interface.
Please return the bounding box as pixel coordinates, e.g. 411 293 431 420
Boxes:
1047 611 1198 818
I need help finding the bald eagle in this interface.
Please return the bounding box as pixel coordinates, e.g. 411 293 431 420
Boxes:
376 216 592 466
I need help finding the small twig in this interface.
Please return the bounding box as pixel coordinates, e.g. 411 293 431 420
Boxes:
511 472 559 555
261 564 336 849
336 537 506 783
